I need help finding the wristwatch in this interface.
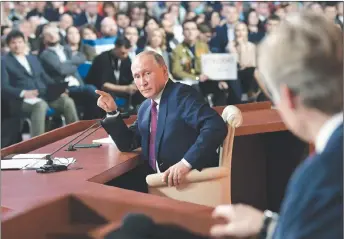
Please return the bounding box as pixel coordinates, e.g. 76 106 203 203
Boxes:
107 109 119 116
258 210 278 239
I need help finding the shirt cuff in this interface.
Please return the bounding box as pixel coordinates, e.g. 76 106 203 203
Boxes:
106 111 120 118
181 158 192 168
20 90 26 98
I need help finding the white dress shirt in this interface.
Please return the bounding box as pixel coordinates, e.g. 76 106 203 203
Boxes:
14 54 32 75
49 45 80 87
107 81 192 172
14 54 34 98
315 112 343 154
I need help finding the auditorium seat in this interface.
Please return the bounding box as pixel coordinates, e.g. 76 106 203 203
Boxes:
146 105 243 207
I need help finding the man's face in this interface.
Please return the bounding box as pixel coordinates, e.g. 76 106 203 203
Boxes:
124 27 139 46
114 46 129 60
86 2 98 15
9 37 26 55
101 18 118 37
44 26 60 44
183 22 199 43
325 6 337 21
274 85 310 143
117 14 130 29
130 7 141 21
225 6 239 24
258 3 270 17
162 19 173 33
132 54 168 99
59 14 73 30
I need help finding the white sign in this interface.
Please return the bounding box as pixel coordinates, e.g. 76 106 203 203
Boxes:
201 54 237 80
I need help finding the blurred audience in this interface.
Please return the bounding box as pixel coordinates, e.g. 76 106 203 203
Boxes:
1 1 343 146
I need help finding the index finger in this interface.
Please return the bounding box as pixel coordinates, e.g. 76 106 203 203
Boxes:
95 90 109 97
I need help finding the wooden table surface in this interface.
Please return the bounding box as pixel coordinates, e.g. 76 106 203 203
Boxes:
1 103 287 229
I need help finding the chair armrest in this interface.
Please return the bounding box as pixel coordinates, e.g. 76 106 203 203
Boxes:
146 167 230 187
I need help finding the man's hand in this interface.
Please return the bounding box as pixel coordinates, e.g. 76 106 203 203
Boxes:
218 81 228 90
126 84 138 95
95 90 117 113
210 204 264 238
163 161 191 187
23 90 39 99
199 74 209 82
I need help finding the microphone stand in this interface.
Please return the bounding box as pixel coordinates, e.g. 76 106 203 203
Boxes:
44 120 102 164
66 125 102 151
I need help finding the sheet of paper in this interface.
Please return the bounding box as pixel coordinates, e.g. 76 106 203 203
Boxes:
93 136 114 144
1 159 36 170
12 154 48 159
23 98 42 105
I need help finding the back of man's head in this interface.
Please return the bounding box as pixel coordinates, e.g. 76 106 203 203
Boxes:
115 36 131 49
258 11 343 115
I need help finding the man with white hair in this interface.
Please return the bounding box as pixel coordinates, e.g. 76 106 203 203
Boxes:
210 11 343 239
100 17 118 38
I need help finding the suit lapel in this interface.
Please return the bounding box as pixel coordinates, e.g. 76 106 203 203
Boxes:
155 80 174 160
9 53 32 76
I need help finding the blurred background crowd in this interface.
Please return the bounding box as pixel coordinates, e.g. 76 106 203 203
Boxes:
1 1 343 147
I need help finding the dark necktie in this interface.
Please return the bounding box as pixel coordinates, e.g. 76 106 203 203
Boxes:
149 100 158 171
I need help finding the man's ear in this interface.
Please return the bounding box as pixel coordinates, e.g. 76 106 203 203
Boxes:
163 65 168 78
279 84 297 110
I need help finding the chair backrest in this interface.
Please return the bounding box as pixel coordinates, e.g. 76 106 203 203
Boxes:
218 106 243 168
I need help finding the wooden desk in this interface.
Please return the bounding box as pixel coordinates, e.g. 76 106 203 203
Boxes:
1 103 307 228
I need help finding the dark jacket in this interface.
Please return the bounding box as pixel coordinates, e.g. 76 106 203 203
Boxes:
39 45 85 86
273 123 343 239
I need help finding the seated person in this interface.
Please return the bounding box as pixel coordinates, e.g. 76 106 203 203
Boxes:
2 30 78 137
96 51 227 192
40 25 101 119
85 37 144 113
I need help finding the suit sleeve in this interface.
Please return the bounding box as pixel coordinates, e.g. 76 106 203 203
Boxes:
1 60 22 99
101 116 141 152
177 86 228 168
273 157 343 239
40 51 78 76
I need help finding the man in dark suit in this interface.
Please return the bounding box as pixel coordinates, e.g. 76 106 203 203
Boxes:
213 4 239 53
96 51 227 191
210 12 343 239
2 30 79 137
40 25 101 119
85 37 144 112
74 2 103 33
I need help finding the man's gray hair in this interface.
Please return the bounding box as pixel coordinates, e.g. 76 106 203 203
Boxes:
258 11 343 115
136 50 167 67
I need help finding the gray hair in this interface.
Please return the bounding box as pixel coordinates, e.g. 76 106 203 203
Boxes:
258 11 343 115
136 50 167 67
